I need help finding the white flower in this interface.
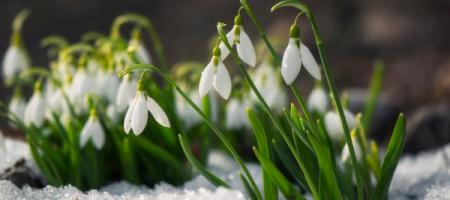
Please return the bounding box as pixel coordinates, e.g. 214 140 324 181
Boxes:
116 75 138 111
9 96 26 122
281 25 321 85
225 98 250 129
124 91 170 135
341 134 363 163
199 49 231 99
24 91 46 127
175 91 201 128
219 16 256 67
79 112 105 150
130 40 152 64
107 104 119 123
97 71 120 103
307 86 328 113
70 68 93 105
324 109 357 141
251 62 287 112
2 46 29 80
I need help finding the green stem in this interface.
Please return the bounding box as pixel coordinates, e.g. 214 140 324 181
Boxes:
119 64 261 200
11 9 31 47
272 1 365 199
240 0 280 66
111 13 168 69
218 23 320 200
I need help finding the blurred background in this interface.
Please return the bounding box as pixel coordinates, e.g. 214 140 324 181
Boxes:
0 0 449 153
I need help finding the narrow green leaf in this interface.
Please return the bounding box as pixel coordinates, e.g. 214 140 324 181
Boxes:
178 134 229 187
362 61 384 130
247 108 278 200
372 114 406 200
253 147 305 200
240 173 259 200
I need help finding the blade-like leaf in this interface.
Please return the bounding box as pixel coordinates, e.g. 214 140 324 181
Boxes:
178 134 229 187
372 114 406 200
254 147 305 200
247 108 278 200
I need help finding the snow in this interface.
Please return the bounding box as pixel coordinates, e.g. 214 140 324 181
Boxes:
2 137 450 199
0 137 31 174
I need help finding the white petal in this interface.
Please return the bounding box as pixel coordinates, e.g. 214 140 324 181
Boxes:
131 92 148 135
2 46 29 80
213 61 232 99
124 94 138 134
9 97 26 122
146 96 170 127
341 137 362 163
218 28 235 60
136 43 152 64
325 109 357 141
24 93 46 127
91 121 105 149
79 120 94 148
307 87 328 113
198 61 215 97
300 43 321 80
236 27 256 67
281 39 302 85
324 111 343 141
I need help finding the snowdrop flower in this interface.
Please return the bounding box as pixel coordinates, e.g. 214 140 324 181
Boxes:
281 25 321 85
2 46 30 81
9 94 26 122
225 98 250 129
251 61 287 112
175 91 201 128
324 109 357 141
70 68 93 104
116 75 138 111
97 70 120 103
24 84 46 127
341 131 363 163
218 14 256 67
79 109 105 150
124 81 170 135
129 30 152 64
199 47 232 99
307 85 328 113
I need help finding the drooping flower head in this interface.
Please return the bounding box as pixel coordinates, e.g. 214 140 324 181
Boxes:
24 81 46 127
251 61 287 113
129 28 152 64
307 84 328 113
2 9 31 83
79 108 105 150
199 46 232 99
324 108 357 141
116 74 138 112
124 78 170 135
9 88 26 123
219 11 256 67
281 24 321 85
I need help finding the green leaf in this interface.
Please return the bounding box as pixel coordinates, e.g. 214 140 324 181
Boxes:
178 134 229 187
372 114 406 200
240 173 259 200
247 108 278 200
131 136 183 171
253 147 305 200
362 61 384 130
